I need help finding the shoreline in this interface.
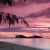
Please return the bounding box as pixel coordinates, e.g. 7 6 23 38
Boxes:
0 41 43 50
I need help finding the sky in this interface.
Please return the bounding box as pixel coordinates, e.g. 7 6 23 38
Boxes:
0 0 50 38
0 0 50 27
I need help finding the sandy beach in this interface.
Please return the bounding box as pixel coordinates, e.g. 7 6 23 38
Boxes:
0 41 43 50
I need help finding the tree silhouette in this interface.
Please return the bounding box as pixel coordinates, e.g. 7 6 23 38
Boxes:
18 0 26 3
22 19 29 27
0 0 13 6
12 15 19 24
0 12 29 28
0 0 27 6
0 13 2 23
21 19 23 24
1 0 6 5
6 0 12 6
5 13 15 27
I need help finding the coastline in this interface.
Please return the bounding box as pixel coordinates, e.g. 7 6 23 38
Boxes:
0 41 43 50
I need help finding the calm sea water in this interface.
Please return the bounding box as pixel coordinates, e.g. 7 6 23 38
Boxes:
0 38 50 50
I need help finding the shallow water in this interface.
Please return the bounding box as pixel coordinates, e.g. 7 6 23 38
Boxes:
0 38 50 50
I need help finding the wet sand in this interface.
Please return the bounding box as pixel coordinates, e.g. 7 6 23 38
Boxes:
0 41 43 50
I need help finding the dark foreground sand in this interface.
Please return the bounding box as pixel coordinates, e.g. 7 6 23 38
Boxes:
0 41 43 50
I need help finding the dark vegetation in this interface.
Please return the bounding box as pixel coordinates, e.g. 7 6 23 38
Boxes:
0 0 50 6
15 35 43 38
0 12 29 28
0 0 26 6
0 0 13 6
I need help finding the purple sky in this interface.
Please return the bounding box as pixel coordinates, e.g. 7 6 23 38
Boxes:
0 0 50 28
0 0 50 38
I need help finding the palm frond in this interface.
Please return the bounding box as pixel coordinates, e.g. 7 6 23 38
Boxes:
22 19 29 27
0 13 2 23
12 15 19 24
0 0 13 6
0 12 29 27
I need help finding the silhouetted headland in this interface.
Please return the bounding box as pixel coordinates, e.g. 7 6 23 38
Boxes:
15 35 43 38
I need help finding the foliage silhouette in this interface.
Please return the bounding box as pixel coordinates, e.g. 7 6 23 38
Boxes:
0 0 13 6
0 13 2 23
0 12 29 28
12 15 19 24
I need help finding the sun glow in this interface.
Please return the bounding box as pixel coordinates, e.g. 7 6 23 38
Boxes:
0 32 50 38
14 32 33 37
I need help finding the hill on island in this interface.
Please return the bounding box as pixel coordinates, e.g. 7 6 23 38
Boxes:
32 35 43 38
15 35 26 38
15 35 43 38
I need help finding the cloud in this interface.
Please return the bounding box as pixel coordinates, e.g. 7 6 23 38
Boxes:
26 8 50 18
45 8 50 18
32 0 50 3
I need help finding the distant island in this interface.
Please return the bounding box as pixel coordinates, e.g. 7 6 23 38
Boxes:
15 35 43 38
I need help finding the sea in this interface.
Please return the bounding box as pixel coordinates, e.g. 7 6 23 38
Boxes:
0 38 50 50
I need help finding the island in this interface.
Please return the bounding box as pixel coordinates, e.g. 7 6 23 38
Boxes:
15 35 43 38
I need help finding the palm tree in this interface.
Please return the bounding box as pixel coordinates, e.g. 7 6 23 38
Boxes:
0 13 2 23
5 13 15 27
22 19 29 27
0 0 13 6
18 17 29 27
1 0 6 5
8 18 15 28
6 0 12 6
21 19 23 24
12 15 19 24
18 0 26 3
0 12 29 28
0 0 27 6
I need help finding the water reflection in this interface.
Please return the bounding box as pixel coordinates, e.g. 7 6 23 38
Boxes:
0 38 50 50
